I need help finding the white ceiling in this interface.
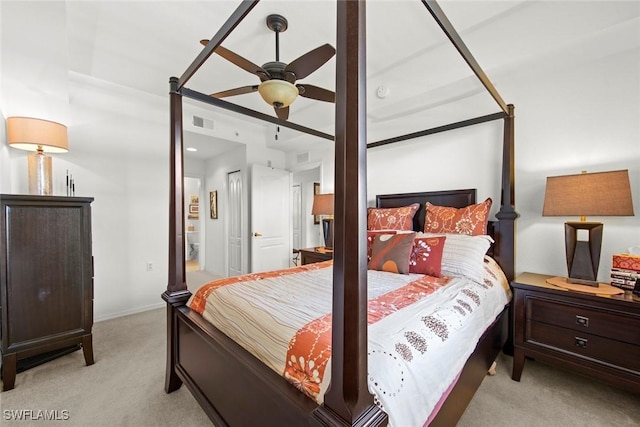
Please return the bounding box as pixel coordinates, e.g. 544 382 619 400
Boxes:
3 0 639 159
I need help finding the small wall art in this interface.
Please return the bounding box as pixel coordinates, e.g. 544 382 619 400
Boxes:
313 182 320 224
210 191 218 219
188 203 199 219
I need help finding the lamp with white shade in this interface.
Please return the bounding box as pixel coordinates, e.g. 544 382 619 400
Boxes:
7 117 69 195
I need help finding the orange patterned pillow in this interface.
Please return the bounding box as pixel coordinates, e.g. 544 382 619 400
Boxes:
369 233 416 274
409 236 446 277
424 198 492 236
367 230 397 262
367 203 419 231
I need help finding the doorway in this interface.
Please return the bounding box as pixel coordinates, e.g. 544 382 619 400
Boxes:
291 165 322 252
227 170 243 277
185 176 203 272
250 164 291 273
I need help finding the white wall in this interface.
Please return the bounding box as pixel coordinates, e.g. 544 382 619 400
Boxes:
504 42 640 282
287 145 334 192
368 41 640 283
0 3 273 321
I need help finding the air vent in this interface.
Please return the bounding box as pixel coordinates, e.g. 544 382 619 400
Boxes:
192 115 214 130
297 152 310 164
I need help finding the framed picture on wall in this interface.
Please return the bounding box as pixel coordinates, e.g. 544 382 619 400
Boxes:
313 182 320 224
210 191 218 219
188 204 199 219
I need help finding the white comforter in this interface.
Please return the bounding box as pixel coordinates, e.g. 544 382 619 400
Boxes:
191 257 510 427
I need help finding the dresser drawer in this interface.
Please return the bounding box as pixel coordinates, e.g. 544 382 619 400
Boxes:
527 320 640 373
526 296 640 345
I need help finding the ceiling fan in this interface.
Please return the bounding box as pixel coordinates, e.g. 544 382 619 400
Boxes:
201 14 336 120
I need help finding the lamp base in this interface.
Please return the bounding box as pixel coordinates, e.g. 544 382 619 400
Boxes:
322 218 334 249
566 277 599 287
564 221 603 284
27 150 52 195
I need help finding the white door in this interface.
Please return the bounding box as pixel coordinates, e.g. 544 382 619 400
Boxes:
228 170 243 276
292 184 301 251
251 164 291 273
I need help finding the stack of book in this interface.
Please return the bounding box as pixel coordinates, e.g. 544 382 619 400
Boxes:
610 253 640 291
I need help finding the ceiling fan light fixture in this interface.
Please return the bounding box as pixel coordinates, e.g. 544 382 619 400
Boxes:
258 79 299 109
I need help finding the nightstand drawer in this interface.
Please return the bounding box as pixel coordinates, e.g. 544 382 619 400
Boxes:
527 320 640 373
526 296 640 345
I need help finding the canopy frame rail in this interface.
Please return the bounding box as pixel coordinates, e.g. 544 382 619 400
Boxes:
421 0 508 114
179 87 334 141
179 84 510 151
367 111 507 149
178 0 259 89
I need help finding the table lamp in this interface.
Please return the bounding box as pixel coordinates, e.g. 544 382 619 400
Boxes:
7 117 69 195
542 169 634 287
312 193 334 249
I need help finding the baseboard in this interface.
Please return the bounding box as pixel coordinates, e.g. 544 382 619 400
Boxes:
94 302 165 323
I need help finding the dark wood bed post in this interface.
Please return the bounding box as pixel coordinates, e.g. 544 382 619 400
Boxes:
162 76 191 393
496 104 517 282
313 1 387 426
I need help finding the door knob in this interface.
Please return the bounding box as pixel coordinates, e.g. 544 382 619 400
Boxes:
253 232 263 237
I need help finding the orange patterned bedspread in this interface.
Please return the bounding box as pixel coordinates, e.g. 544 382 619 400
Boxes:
283 274 450 400
189 257 510 427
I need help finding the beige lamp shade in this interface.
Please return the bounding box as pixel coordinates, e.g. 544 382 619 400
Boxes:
312 193 334 216
7 117 69 153
542 169 634 218
258 80 299 108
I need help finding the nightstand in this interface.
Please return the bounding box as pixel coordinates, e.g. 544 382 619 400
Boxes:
299 247 333 265
511 272 640 393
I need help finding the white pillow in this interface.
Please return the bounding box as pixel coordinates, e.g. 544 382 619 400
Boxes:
417 232 493 283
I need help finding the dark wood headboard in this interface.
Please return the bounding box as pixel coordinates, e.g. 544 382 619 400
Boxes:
375 188 497 258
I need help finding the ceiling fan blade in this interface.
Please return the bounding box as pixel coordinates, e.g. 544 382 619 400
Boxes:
210 85 259 98
275 106 289 121
297 84 335 103
285 44 336 80
201 40 268 79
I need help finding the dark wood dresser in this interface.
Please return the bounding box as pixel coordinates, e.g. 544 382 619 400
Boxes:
1 195 95 391
511 272 640 394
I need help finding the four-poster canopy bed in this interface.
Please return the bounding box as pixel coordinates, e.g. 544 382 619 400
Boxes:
162 1 517 426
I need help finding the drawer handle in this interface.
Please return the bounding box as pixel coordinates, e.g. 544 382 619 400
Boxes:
575 337 588 348
575 315 589 327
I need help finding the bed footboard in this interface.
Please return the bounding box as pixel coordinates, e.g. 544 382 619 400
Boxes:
167 301 318 426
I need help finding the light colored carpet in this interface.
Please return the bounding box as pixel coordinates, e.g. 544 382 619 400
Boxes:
2 303 638 426
0 308 212 427
458 352 639 427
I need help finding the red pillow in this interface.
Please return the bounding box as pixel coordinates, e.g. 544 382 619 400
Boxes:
369 233 416 274
409 236 446 277
367 230 397 262
367 203 419 231
424 198 492 236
